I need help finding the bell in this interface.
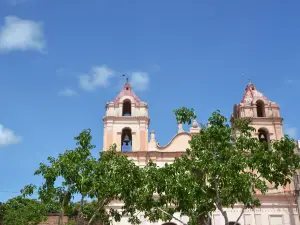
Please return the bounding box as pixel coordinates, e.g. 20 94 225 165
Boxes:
259 133 266 141
123 134 130 146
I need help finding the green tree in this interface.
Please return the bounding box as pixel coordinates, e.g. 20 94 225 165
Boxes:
23 129 144 225
31 160 71 225
1 196 47 225
138 107 300 225
53 128 97 224
87 144 143 225
0 201 5 223
131 155 211 225
174 108 300 224
173 107 196 125
24 129 96 225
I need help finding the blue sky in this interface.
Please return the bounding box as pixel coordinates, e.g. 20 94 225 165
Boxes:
0 0 300 201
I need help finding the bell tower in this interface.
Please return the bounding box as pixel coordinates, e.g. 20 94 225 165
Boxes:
102 81 150 151
232 82 284 142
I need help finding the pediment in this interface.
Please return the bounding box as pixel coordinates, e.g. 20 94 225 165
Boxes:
157 132 191 152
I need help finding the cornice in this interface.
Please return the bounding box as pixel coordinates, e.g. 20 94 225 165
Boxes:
122 150 185 158
103 116 150 123
251 118 284 124
233 116 283 123
156 132 192 150
231 116 284 123
252 116 283 120
106 101 148 108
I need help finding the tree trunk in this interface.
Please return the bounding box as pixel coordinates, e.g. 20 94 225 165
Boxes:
58 207 64 225
220 210 228 225
196 214 211 225
88 213 96 225
58 189 70 225
157 207 187 225
77 194 86 225
213 175 229 225
88 199 107 225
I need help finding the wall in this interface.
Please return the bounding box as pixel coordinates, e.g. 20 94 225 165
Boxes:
39 215 104 225
39 215 68 225
213 200 299 225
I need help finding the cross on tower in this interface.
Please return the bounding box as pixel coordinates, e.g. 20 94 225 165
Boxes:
122 74 129 83
241 73 252 85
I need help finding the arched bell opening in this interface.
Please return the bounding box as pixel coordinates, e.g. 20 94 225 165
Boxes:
258 128 270 144
121 128 132 152
227 222 241 225
256 100 265 117
122 100 131 116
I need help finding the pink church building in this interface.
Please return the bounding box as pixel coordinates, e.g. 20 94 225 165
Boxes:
102 81 299 225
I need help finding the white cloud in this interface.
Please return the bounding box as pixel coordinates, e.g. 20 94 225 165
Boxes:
56 68 69 75
284 77 300 84
0 124 21 147
284 127 297 139
79 65 115 91
7 0 32 6
77 66 150 92
0 16 45 53
58 88 78 97
130 72 149 91
284 78 294 84
149 64 160 72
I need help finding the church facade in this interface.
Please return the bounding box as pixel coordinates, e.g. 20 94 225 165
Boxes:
102 81 300 225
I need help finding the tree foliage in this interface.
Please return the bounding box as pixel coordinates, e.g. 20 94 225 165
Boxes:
148 108 300 225
15 129 143 225
1 196 47 225
85 143 143 225
1 108 299 225
173 107 197 125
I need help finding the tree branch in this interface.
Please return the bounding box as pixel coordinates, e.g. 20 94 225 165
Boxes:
235 206 245 224
214 177 228 224
88 199 108 225
203 212 212 225
77 194 86 225
59 185 73 225
157 207 188 225
233 180 255 225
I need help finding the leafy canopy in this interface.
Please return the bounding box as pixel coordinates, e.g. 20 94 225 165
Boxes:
87 144 143 225
173 107 196 125
20 129 144 225
1 196 47 225
2 109 299 225
137 109 300 225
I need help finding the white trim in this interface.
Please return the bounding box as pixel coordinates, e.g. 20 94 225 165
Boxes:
119 96 135 103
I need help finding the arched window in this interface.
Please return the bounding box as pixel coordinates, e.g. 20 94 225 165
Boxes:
121 128 132 152
227 222 241 225
162 223 177 225
258 128 269 144
122 100 131 116
256 100 265 117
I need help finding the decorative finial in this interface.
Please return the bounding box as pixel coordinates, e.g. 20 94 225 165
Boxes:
190 119 200 133
150 130 156 140
241 73 252 86
122 74 129 83
177 123 184 133
192 119 199 128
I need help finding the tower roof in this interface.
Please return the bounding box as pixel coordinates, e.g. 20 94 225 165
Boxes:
113 81 142 104
241 82 270 104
